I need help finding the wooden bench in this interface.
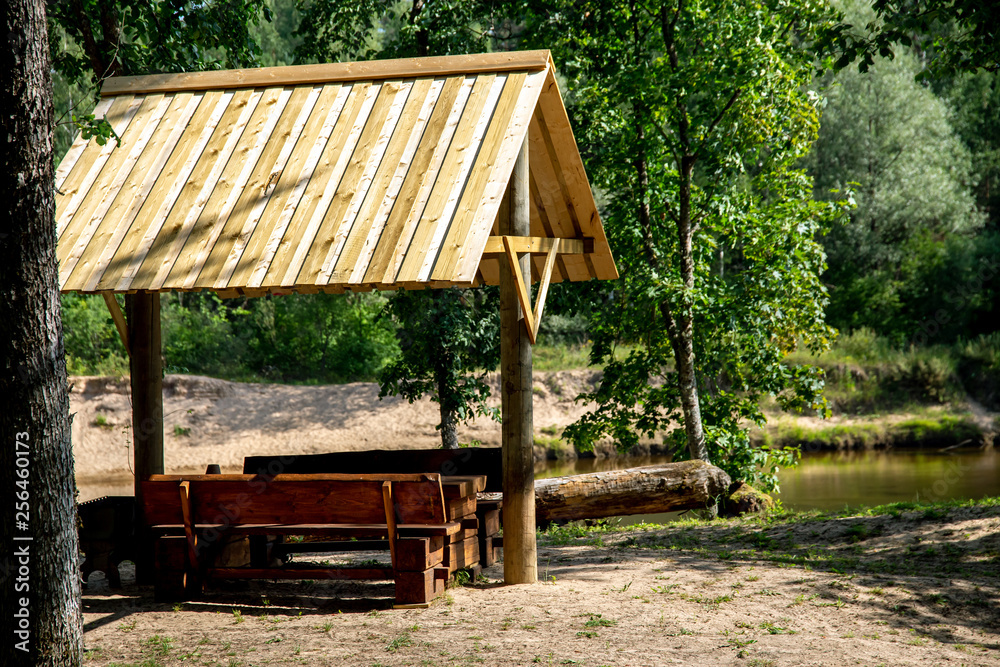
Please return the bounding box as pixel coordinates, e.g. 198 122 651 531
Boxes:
243 449 503 567
141 473 471 606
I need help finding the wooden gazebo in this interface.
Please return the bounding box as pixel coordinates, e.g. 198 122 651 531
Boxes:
55 50 617 584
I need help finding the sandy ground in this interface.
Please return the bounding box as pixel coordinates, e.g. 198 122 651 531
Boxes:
72 375 1000 665
81 504 1000 666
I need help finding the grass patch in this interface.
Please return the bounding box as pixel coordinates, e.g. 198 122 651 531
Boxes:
386 632 413 652
784 328 1000 413
532 344 595 372
756 413 984 451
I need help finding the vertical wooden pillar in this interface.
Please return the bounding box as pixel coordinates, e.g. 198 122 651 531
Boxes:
126 291 163 583
500 138 537 584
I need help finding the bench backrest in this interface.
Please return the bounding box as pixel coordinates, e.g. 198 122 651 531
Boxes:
141 473 447 526
243 447 504 492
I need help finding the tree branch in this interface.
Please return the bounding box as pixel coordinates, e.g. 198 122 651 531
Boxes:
694 87 741 162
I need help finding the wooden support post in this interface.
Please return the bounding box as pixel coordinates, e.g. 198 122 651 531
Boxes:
500 137 537 584
127 291 163 583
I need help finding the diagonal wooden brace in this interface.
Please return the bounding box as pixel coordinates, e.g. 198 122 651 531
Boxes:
382 481 397 568
502 236 560 345
102 292 131 357
178 481 199 573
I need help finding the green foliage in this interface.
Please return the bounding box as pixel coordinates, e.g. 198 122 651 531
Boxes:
245 292 398 383
956 332 1000 409
537 313 589 347
812 48 982 267
62 291 398 383
161 293 249 377
48 0 270 84
48 0 271 150
522 0 848 490
824 0 1000 76
945 69 1000 228
786 328 1000 412
61 293 128 376
252 0 303 66
810 18 991 341
378 289 500 448
295 0 495 64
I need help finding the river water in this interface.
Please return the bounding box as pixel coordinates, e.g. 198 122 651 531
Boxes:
534 447 1000 522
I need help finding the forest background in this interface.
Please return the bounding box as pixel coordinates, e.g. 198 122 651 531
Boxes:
50 0 1000 488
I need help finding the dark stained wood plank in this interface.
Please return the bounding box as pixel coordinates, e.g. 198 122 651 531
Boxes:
208 567 394 580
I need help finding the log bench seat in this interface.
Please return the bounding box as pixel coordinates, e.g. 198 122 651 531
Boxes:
141 473 471 607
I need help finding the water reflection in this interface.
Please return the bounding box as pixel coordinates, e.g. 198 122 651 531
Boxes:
775 447 1000 511
533 447 999 525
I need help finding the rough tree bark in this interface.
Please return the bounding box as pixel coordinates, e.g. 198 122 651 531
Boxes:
1 0 83 663
435 347 460 450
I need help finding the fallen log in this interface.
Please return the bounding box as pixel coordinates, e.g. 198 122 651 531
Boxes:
533 460 731 522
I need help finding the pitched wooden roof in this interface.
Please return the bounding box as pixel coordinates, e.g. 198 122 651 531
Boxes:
55 51 617 295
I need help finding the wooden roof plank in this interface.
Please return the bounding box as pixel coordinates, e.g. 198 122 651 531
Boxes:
535 70 617 280
337 77 440 284
236 83 348 288
71 92 203 293
293 80 405 285
416 74 508 282
258 82 365 288
55 95 141 242
133 89 261 290
58 94 171 284
187 87 296 288
100 51 551 96
104 90 232 291
434 69 542 283
55 96 115 191
528 174 570 284
527 195 570 284
452 70 547 283
526 119 590 282
361 75 465 285
316 80 414 284
367 75 470 285
273 82 382 286
430 72 526 282
209 85 321 289
395 74 496 283
531 101 601 281
167 87 290 289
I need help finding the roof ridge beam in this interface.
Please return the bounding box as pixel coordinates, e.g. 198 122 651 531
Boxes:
100 51 551 97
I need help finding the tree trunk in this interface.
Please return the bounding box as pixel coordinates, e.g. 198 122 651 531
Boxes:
1 0 83 663
658 9 709 464
672 156 709 462
437 377 459 450
533 461 731 523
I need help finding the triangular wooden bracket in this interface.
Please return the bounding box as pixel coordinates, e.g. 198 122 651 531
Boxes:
502 236 560 345
102 292 131 358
